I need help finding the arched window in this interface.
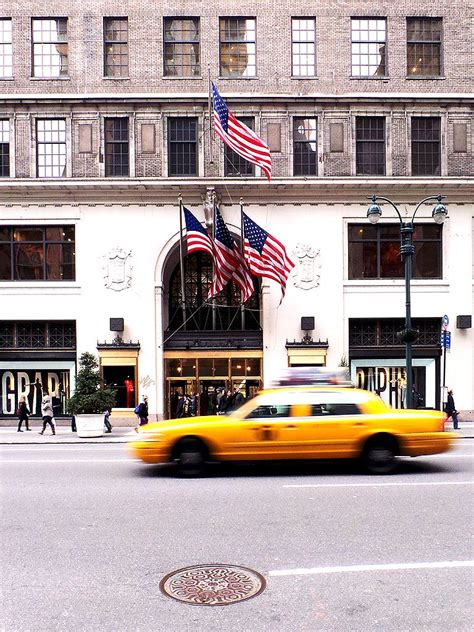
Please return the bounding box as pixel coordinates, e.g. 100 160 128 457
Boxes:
168 252 260 331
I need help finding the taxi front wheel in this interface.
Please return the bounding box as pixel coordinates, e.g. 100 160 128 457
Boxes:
362 435 398 475
173 437 208 477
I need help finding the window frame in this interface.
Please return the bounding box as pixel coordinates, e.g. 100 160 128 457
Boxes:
406 17 443 78
167 117 198 177
0 18 13 79
219 17 256 78
355 116 386 176
36 118 67 179
293 116 318 176
351 17 387 78
31 17 68 79
0 225 76 282
0 119 10 177
347 222 443 280
411 116 441 176
291 17 316 78
104 117 130 177
163 17 201 77
103 17 129 78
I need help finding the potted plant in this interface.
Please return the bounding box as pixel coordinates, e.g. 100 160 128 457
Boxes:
67 352 116 438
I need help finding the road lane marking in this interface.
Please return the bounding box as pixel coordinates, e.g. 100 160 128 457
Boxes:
269 560 474 577
0 458 130 463
283 481 474 488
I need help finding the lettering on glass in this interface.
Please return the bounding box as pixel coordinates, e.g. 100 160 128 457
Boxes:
355 366 407 409
1 369 70 415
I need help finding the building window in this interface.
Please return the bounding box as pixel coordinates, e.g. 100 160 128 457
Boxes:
0 321 76 348
168 118 198 176
0 120 9 177
164 17 200 77
411 117 441 176
104 17 129 77
0 19 13 78
291 18 316 77
293 117 317 176
32 18 68 78
0 226 75 281
36 119 66 178
348 223 442 279
407 17 442 77
219 17 256 78
168 252 260 331
225 116 254 176
105 118 129 177
351 18 386 77
356 117 385 175
349 318 441 347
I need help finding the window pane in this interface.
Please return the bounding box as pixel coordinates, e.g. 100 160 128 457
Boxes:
351 18 386 76
104 18 129 77
32 18 68 78
406 18 442 76
105 118 129 177
293 117 317 176
411 117 441 176
14 244 44 280
220 18 256 77
356 117 385 175
0 19 13 78
168 118 198 176
164 18 200 77
36 119 66 178
380 241 403 277
348 242 377 279
0 243 11 279
292 18 316 77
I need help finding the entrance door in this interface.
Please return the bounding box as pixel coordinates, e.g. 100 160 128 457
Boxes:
199 380 227 416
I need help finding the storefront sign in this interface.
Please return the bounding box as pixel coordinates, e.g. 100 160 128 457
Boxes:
0 369 71 416
354 366 406 408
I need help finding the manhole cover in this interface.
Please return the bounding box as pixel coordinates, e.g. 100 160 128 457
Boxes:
160 564 266 606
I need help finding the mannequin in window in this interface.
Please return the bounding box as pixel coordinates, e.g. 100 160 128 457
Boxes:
124 376 134 408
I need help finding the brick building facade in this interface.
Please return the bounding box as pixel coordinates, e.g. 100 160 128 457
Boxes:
0 1 472 420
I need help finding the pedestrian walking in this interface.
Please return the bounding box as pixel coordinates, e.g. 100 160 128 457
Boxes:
104 407 112 433
39 393 55 435
135 395 149 426
17 396 32 432
446 389 460 430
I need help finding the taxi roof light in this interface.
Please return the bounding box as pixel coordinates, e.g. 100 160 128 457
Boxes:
272 367 354 388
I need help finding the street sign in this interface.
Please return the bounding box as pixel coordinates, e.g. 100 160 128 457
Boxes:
442 314 449 331
441 331 451 348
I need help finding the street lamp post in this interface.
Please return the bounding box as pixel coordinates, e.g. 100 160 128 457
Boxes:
367 195 448 409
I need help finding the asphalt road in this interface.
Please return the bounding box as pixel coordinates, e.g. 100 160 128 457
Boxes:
1 441 473 631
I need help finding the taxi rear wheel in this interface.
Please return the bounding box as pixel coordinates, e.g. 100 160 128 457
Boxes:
362 435 398 474
173 437 208 477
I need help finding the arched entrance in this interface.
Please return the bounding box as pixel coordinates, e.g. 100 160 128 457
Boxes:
163 250 263 419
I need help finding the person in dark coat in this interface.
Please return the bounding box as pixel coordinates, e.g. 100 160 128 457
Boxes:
17 396 32 432
446 389 459 429
104 407 112 433
137 395 149 426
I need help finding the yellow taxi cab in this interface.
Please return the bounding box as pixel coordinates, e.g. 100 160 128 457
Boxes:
128 373 455 476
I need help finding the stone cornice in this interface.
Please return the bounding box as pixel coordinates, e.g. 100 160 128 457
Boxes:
0 178 472 205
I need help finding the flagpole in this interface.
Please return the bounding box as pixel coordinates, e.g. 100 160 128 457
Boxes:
178 195 187 330
240 197 245 328
212 193 217 331
208 65 213 164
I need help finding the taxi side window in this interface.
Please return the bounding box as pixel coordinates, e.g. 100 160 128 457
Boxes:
246 404 291 419
311 403 361 416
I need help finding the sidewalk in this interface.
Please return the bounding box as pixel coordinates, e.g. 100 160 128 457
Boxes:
0 425 136 444
0 423 472 444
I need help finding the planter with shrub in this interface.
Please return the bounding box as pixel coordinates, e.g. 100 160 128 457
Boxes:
67 352 116 438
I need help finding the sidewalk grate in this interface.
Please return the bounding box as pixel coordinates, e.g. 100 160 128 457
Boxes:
159 564 266 606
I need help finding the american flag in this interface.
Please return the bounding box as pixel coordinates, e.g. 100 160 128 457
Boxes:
183 206 213 257
242 211 295 300
210 207 254 303
212 82 272 181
